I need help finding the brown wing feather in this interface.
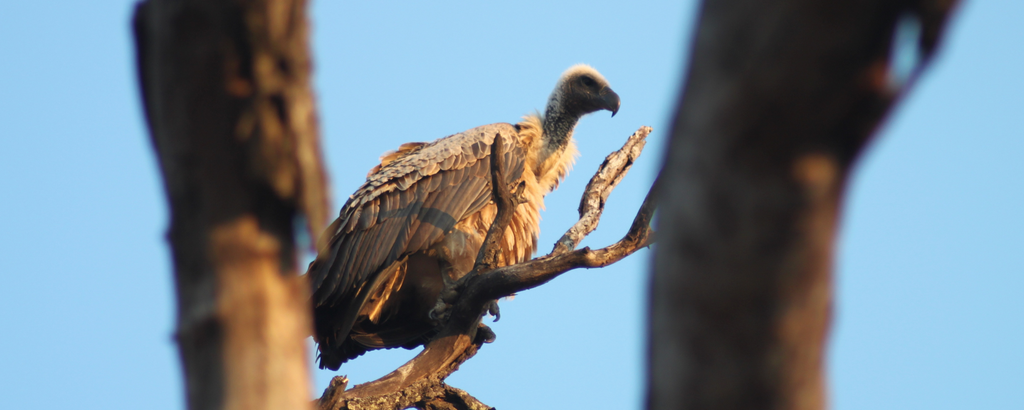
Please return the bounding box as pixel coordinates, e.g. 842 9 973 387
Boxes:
307 123 526 349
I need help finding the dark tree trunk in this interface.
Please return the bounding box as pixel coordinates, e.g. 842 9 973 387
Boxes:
649 1 959 409
133 1 328 409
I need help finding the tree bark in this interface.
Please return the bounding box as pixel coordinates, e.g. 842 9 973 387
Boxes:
133 1 328 409
649 1 960 410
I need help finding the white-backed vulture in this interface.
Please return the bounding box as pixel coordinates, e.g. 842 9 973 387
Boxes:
308 65 620 370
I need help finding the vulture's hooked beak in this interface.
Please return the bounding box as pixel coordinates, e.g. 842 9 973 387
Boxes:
602 88 621 117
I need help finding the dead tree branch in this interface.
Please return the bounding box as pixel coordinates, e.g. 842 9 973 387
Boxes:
649 2 961 410
318 126 654 410
555 126 651 255
474 132 529 274
133 0 327 409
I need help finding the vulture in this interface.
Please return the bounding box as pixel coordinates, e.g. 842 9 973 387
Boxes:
308 65 620 370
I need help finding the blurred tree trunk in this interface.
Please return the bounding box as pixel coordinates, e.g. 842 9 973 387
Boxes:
133 1 328 409
649 1 959 409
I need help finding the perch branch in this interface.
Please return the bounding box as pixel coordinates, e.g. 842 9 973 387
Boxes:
555 126 651 255
317 126 655 410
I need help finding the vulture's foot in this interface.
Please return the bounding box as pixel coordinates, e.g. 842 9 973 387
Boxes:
474 323 497 344
485 299 500 322
428 286 459 323
429 299 449 323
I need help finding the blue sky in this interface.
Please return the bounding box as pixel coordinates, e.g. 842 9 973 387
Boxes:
0 1 1020 409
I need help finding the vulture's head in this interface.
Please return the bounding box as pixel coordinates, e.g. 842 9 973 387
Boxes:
547 64 620 118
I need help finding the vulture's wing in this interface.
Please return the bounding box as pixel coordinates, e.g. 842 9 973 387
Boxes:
308 123 526 340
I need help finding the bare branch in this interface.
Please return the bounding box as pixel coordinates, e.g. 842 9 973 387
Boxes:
473 132 528 274
465 185 655 303
317 325 492 410
554 126 651 255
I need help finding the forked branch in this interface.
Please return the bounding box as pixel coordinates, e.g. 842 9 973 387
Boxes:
317 126 655 410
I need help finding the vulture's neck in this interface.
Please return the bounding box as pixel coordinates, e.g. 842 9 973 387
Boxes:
539 101 580 164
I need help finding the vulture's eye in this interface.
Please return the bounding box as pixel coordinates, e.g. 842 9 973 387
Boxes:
581 76 597 88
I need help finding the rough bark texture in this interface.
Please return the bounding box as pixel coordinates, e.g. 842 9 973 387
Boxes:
133 0 328 409
649 1 960 410
318 126 654 410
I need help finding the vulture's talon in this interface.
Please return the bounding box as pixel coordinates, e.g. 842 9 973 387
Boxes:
429 279 462 323
511 182 528 205
429 300 450 323
440 287 459 303
485 300 501 322
475 323 497 344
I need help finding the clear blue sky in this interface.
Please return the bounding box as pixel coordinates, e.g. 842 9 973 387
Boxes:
0 1 1020 409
